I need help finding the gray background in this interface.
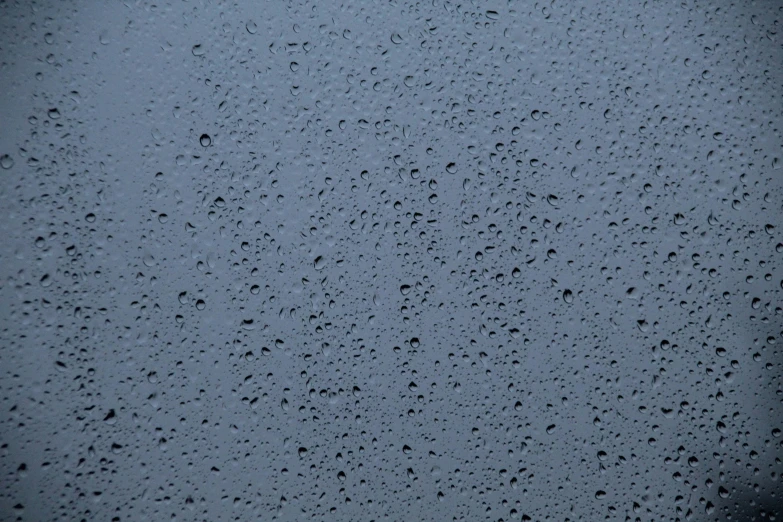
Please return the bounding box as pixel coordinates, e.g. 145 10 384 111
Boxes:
1 0 781 520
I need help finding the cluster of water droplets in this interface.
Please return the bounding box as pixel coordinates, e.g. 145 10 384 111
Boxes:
0 0 781 521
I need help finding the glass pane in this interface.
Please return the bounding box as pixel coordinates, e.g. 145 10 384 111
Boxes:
1 1 781 520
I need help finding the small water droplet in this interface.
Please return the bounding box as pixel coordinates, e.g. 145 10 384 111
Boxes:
0 154 14 169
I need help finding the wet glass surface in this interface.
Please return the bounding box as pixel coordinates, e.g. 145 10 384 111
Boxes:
1 1 782 520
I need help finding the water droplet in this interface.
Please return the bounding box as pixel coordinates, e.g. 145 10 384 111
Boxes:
199 134 211 147
0 154 14 169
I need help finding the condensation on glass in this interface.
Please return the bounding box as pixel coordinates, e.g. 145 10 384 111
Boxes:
0 1 781 521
